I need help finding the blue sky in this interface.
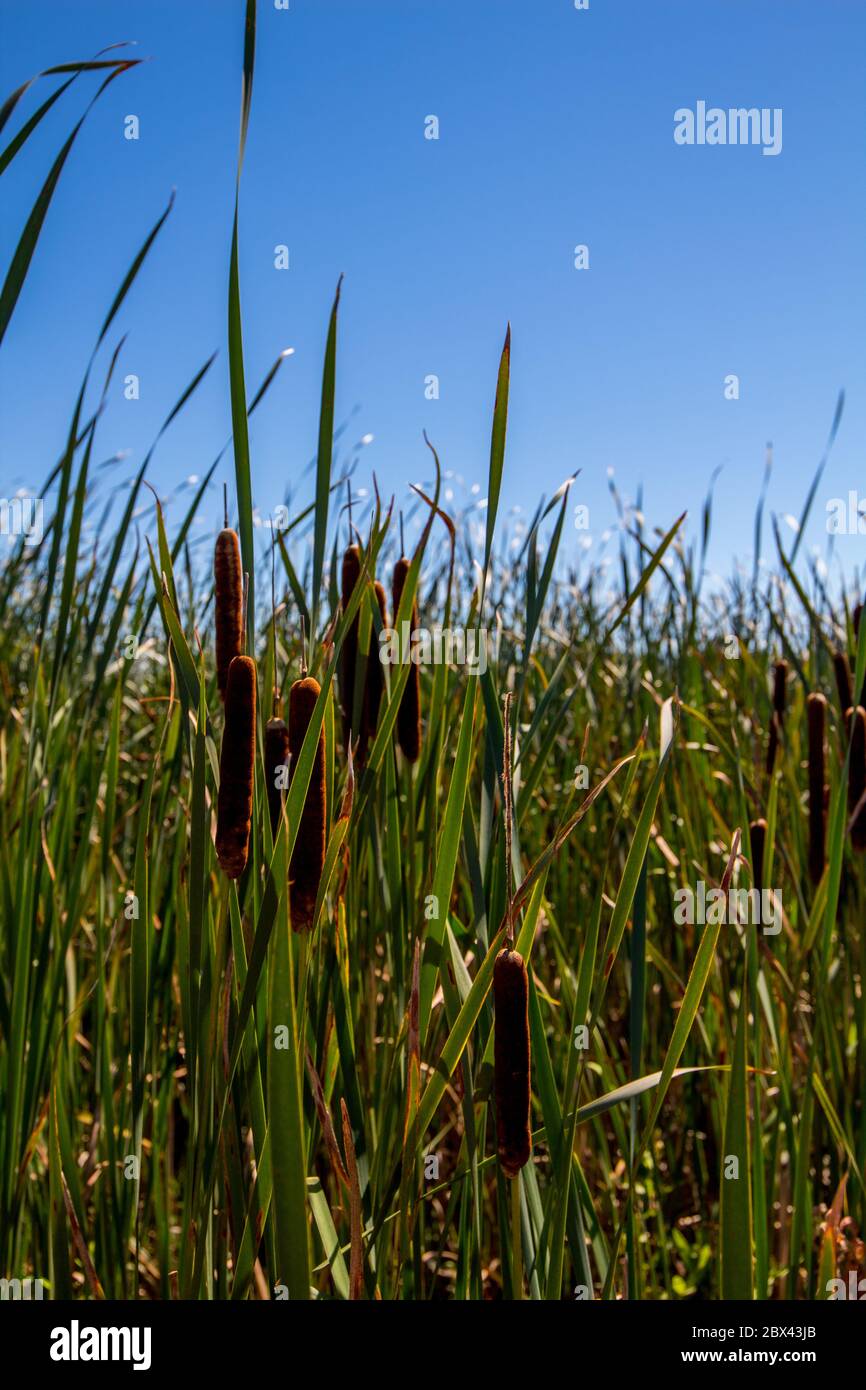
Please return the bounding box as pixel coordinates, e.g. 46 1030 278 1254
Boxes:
1 0 864 584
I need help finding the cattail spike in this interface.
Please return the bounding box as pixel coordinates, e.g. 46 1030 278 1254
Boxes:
264 716 290 838
807 693 827 885
357 581 387 765
288 676 327 931
216 655 257 879
392 555 421 763
749 818 767 895
340 544 362 748
846 706 866 851
493 947 531 1179
766 660 788 775
833 650 853 717
856 603 866 706
214 527 243 702
772 660 788 718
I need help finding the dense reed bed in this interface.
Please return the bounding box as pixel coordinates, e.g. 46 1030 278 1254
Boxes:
1 4 864 1302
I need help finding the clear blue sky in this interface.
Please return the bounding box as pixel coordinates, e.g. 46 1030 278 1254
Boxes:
2 0 864 584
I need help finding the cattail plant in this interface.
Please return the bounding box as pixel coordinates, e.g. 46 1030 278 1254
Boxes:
392 552 421 763
265 709 289 838
494 693 531 1180
846 706 866 852
493 946 531 1178
856 603 866 708
833 650 853 717
264 553 291 834
216 654 257 879
357 580 387 765
288 674 326 930
214 501 243 702
264 551 290 838
807 692 827 885
340 543 362 748
749 818 767 895
766 660 788 775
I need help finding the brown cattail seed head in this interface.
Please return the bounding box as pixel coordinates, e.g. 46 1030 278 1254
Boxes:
749 818 767 895
493 947 531 1179
357 581 388 765
340 545 362 747
856 605 866 707
214 528 243 701
766 660 788 775
833 650 853 717
264 716 290 838
772 660 788 718
806 693 827 885
846 706 866 852
216 655 257 879
392 556 421 763
288 676 327 931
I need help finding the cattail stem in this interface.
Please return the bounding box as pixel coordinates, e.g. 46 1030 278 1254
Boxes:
270 536 280 713
511 1173 523 1300
502 692 515 944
